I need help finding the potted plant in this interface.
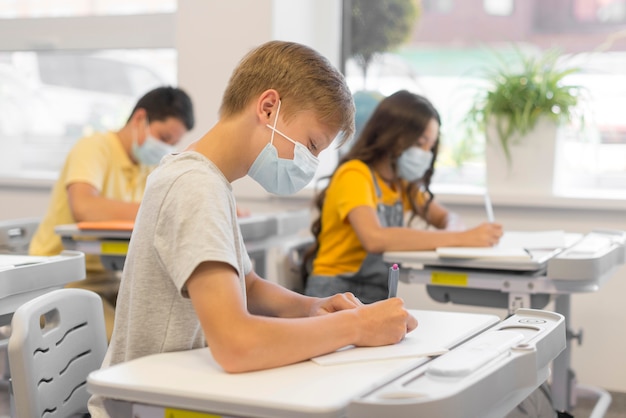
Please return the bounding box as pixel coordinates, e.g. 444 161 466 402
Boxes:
464 47 585 195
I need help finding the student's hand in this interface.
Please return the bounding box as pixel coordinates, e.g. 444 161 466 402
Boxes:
309 292 363 316
236 206 251 217
353 298 418 347
464 222 503 247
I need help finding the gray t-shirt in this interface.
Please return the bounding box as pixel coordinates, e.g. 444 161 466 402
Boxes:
89 152 251 417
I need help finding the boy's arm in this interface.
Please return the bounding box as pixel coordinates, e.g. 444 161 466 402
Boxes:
67 182 140 221
244 269 362 318
186 261 417 374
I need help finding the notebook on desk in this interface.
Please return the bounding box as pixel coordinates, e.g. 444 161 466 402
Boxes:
436 230 567 260
76 220 135 231
384 230 572 272
436 247 531 260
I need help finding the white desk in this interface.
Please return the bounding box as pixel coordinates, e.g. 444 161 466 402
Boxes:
0 251 85 326
88 308 565 418
55 210 312 278
384 230 626 414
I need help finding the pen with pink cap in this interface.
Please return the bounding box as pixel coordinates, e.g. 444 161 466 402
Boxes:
388 263 399 298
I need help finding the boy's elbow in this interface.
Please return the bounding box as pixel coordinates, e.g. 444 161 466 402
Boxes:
209 339 258 374
68 198 94 222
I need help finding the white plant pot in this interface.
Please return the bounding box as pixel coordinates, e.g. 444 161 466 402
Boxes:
485 117 558 197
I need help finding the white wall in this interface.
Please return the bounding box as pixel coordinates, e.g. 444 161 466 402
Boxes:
0 0 625 394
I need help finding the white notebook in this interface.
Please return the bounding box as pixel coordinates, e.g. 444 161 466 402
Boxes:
311 333 448 366
436 247 531 260
435 230 566 260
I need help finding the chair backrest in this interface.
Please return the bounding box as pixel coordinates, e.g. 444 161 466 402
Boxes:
8 288 107 417
0 218 40 254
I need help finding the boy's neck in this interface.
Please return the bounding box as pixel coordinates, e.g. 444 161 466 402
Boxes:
115 124 136 162
188 115 263 183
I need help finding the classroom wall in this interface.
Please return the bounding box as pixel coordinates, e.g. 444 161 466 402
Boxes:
0 0 625 394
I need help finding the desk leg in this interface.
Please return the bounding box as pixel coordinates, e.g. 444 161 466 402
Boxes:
552 294 575 412
508 292 531 314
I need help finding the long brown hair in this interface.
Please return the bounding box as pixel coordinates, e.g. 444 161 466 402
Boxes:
301 90 441 279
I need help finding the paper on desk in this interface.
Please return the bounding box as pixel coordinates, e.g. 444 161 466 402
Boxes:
498 230 566 250
436 246 531 260
311 333 448 366
435 230 567 260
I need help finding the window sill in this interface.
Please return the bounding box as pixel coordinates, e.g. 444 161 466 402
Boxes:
432 184 626 212
0 175 56 190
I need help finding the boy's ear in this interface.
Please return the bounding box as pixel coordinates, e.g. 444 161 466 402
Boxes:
129 108 148 126
257 89 280 122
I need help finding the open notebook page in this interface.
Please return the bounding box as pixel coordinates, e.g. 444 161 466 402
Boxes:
311 333 448 366
436 230 566 260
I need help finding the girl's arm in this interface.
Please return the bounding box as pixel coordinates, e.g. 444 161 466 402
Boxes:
347 205 502 253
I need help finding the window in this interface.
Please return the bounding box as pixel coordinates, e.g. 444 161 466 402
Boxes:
0 0 175 18
0 1 177 180
484 0 514 16
342 0 626 197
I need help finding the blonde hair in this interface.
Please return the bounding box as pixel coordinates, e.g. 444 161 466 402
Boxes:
220 40 355 144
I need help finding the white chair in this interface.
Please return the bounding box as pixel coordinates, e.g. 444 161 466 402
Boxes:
0 218 40 255
0 218 40 392
8 288 107 417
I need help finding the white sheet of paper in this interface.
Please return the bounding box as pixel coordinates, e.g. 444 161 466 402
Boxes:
311 333 448 366
498 230 566 250
436 246 531 260
435 230 567 260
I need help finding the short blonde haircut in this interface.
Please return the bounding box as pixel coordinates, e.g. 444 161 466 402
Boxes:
220 40 355 145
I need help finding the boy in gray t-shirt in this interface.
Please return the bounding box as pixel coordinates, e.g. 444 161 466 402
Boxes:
89 40 418 418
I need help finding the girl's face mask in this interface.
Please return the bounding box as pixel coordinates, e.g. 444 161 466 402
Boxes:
397 146 433 182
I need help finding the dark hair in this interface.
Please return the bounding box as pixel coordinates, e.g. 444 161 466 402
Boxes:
301 90 441 279
128 86 195 130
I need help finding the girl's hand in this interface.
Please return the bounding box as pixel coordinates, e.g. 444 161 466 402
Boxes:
464 222 503 246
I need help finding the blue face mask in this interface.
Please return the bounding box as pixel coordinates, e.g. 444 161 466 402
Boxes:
248 100 319 195
397 146 433 182
132 132 176 166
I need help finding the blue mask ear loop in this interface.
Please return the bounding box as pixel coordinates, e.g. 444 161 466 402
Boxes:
269 99 282 146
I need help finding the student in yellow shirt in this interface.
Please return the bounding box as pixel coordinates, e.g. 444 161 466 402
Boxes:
304 90 503 303
29 86 195 338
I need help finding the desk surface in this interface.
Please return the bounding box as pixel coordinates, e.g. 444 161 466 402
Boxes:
88 309 565 418
89 310 497 417
55 210 311 242
0 251 85 322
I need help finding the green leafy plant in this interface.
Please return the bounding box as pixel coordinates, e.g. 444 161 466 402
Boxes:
465 48 584 163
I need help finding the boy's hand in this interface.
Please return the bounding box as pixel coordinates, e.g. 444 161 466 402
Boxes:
354 298 418 346
310 292 363 316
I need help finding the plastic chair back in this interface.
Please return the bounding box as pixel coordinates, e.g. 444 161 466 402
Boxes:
8 288 107 417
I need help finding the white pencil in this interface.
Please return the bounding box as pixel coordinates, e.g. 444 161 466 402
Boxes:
484 193 495 223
